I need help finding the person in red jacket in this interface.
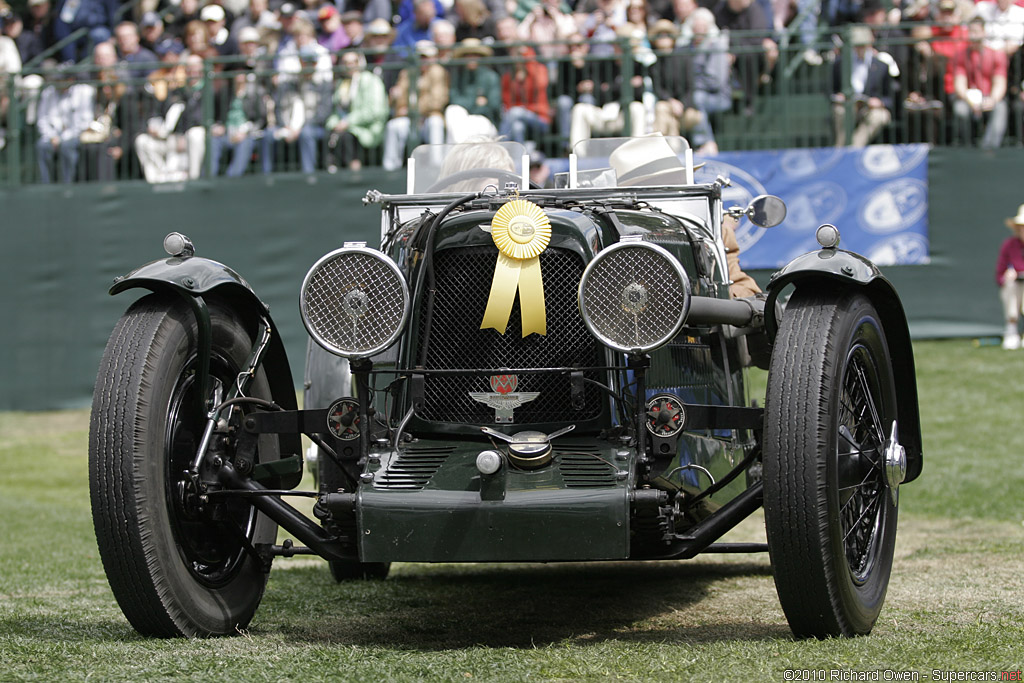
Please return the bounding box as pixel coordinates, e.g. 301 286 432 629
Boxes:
996 204 1024 349
498 44 550 146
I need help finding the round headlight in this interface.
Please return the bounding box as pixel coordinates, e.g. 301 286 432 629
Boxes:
578 240 690 354
300 246 410 359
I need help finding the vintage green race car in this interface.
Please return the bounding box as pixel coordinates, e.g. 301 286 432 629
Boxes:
89 136 922 640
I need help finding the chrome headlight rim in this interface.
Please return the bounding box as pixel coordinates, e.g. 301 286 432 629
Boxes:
578 240 691 355
300 245 411 360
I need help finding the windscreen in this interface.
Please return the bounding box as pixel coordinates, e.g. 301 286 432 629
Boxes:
558 136 695 189
408 141 528 194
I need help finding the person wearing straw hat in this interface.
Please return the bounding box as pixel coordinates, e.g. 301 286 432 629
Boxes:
995 204 1024 349
607 135 760 299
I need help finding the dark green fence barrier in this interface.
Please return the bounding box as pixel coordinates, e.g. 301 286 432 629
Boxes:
1 147 1021 411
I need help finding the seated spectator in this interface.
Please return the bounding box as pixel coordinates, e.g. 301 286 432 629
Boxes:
114 21 160 80
2 8 44 65
53 0 117 63
452 0 497 42
210 68 272 176
951 16 1008 150
277 17 333 82
578 0 627 58
271 45 333 172
396 0 445 27
830 26 899 147
317 6 349 54
363 18 402 91
182 19 216 59
498 43 550 144
650 20 702 142
339 11 366 47
684 8 732 153
431 18 457 62
201 4 238 56
23 0 55 58
568 23 652 149
165 0 202 41
554 34 598 144
337 0 392 25
713 0 776 115
518 0 575 61
0 14 21 151
135 54 206 182
393 0 438 51
907 0 965 110
975 0 1024 100
382 40 448 171
446 38 501 142
36 67 95 183
80 59 129 181
230 0 277 41
772 0 821 65
325 49 388 171
139 12 182 58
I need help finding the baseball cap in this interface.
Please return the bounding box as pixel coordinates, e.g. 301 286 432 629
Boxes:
200 4 225 22
318 5 337 21
238 26 261 43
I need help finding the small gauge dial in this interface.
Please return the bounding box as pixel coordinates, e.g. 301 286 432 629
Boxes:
326 398 361 441
645 394 686 437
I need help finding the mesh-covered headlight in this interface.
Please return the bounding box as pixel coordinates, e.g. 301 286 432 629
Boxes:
300 246 410 359
578 240 690 354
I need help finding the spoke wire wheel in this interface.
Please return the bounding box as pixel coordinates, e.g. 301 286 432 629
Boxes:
762 290 898 638
90 295 278 637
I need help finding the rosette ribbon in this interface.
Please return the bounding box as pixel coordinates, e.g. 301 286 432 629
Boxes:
480 199 551 337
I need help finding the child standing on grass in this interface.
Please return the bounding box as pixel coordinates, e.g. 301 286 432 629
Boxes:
996 204 1024 349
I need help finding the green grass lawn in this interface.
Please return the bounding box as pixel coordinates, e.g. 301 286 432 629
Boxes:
1 340 1022 681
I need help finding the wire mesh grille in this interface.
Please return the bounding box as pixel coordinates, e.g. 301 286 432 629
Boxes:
580 246 688 352
416 246 604 424
302 251 407 356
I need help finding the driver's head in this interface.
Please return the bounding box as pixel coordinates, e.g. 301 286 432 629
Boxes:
438 136 517 193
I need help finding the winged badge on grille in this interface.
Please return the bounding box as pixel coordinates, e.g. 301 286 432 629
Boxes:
469 374 539 424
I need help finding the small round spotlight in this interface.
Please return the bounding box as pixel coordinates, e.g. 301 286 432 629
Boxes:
476 450 503 475
816 224 841 249
163 232 194 258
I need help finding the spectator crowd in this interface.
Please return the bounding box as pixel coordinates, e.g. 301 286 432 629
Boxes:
1 0 1023 182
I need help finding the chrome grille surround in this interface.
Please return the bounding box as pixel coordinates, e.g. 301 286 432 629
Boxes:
300 246 410 359
578 240 690 354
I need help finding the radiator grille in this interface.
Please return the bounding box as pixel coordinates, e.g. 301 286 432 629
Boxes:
416 246 604 424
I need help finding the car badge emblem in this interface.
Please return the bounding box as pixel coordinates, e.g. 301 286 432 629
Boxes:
469 374 539 423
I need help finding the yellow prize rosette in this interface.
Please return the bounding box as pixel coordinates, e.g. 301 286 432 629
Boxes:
480 199 551 336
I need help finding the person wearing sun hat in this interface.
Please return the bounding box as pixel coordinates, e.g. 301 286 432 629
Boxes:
995 204 1024 349
607 135 759 299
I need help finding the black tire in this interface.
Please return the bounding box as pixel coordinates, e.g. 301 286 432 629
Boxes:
305 340 391 582
89 295 278 637
763 290 899 638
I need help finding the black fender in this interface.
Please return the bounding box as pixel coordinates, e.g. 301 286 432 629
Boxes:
765 248 922 483
110 256 302 475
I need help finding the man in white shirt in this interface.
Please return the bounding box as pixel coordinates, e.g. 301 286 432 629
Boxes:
35 68 95 183
974 0 1024 57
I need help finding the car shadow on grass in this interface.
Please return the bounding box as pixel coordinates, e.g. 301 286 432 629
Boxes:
259 559 787 648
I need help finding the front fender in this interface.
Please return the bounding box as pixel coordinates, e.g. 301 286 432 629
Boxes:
110 256 300 471
765 248 922 483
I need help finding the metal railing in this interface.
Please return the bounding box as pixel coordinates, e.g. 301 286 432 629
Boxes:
3 27 1022 186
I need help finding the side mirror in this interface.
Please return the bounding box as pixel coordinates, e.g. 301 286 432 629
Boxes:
746 195 787 228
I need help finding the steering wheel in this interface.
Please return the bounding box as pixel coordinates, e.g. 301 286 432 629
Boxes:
425 167 525 193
